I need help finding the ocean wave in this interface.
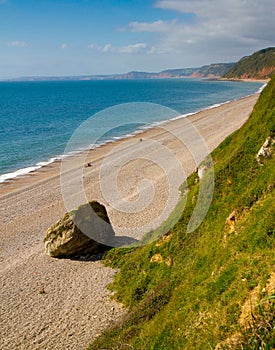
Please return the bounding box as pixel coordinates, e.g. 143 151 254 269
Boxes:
0 156 61 183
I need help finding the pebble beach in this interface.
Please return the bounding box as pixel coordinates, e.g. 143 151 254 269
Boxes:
0 93 259 350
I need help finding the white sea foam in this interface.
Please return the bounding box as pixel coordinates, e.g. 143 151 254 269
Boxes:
0 156 59 183
257 83 267 93
0 166 40 183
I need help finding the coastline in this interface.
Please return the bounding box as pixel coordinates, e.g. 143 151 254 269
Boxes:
0 93 260 350
0 93 261 201
0 81 265 186
219 77 270 82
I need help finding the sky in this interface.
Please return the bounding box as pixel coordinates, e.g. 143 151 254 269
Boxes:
0 0 274 78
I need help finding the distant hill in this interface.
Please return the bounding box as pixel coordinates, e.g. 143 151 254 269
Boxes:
194 62 235 78
6 63 235 82
224 47 275 79
160 67 197 77
7 48 274 82
118 71 162 79
124 63 234 79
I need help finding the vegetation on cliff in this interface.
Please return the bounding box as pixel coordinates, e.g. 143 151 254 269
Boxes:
224 47 275 79
89 76 275 349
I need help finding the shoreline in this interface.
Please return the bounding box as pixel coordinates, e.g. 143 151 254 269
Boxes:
0 85 265 187
0 93 260 350
0 93 260 199
218 77 270 83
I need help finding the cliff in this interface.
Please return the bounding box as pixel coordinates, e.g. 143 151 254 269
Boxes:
89 77 275 349
224 47 275 79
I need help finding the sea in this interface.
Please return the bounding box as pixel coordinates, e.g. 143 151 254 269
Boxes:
0 78 264 183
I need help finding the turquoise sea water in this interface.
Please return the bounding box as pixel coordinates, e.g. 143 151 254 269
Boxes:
0 79 263 182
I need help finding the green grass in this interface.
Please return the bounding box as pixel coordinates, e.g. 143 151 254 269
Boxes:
88 76 275 350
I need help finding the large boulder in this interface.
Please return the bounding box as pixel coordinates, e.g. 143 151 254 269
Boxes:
44 201 115 257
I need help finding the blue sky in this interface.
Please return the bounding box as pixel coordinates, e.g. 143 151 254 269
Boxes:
1 0 274 78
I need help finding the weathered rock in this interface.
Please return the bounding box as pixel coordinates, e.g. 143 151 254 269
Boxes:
225 210 236 233
44 201 115 257
150 254 163 263
256 135 274 165
197 165 208 180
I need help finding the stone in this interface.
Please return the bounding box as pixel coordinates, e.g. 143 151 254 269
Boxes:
198 165 208 180
44 201 115 257
150 253 163 263
225 210 236 233
256 135 274 165
155 233 173 247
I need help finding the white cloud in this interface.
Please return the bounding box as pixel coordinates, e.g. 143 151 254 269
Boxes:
60 43 68 49
101 43 112 53
154 0 275 43
87 43 97 49
7 41 27 47
87 43 113 53
126 20 177 33
118 0 275 65
89 42 151 55
118 43 148 54
147 46 170 54
155 0 275 18
83 0 274 70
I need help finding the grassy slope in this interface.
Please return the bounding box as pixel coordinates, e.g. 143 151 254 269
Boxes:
89 77 275 350
224 47 275 79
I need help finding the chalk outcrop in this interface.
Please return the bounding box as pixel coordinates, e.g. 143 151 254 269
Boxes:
44 201 115 257
256 135 274 165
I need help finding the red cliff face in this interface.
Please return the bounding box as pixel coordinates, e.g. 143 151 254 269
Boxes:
240 66 275 79
190 70 201 78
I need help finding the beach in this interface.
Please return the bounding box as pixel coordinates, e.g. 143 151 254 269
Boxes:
0 93 259 350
